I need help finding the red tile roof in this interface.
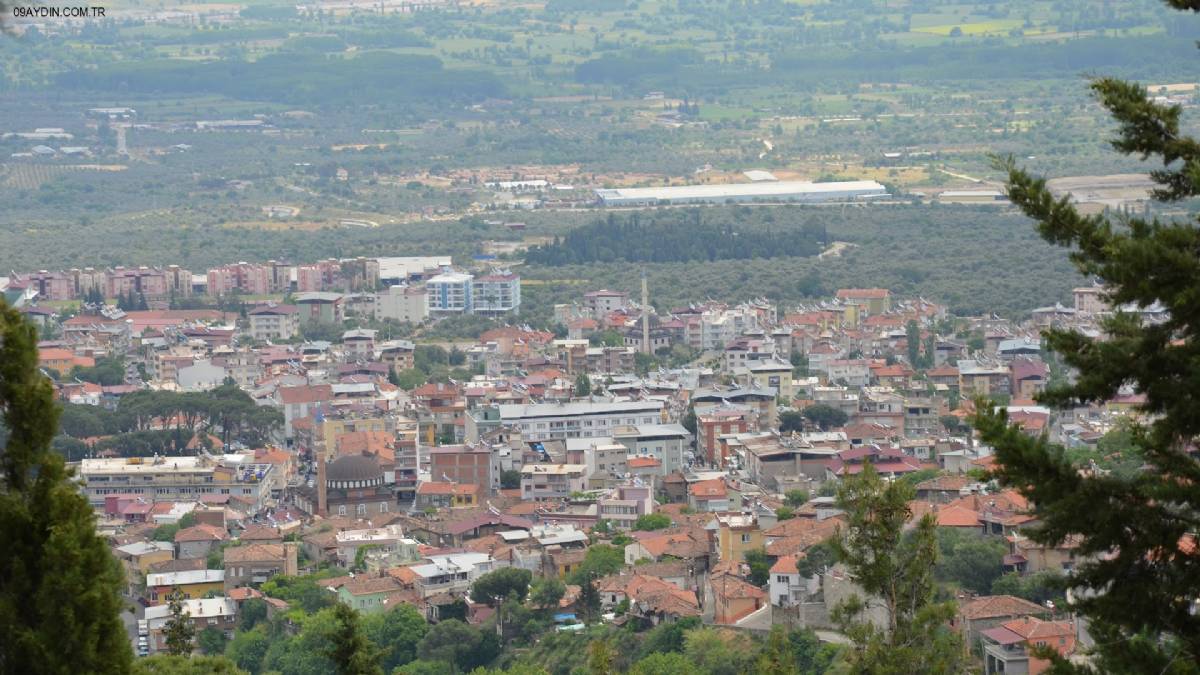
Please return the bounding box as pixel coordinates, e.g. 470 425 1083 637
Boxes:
689 478 727 499
959 595 1046 621
1002 616 1074 641
770 554 801 575
279 384 333 405
934 503 981 528
174 523 229 543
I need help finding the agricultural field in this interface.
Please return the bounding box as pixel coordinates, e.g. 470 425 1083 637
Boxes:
0 0 1194 314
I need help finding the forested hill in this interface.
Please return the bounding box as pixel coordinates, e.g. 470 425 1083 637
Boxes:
524 210 828 265
55 52 503 106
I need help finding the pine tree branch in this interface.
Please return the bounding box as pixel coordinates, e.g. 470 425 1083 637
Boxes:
1092 78 1200 201
1164 0 1200 11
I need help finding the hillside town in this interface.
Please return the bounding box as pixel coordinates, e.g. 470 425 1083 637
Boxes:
0 251 1156 673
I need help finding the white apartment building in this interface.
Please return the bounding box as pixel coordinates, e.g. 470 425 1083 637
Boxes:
612 423 692 476
769 554 817 607
520 463 588 500
578 439 629 487
426 271 473 313
145 597 236 653
686 306 762 351
334 524 419 566
79 454 274 510
497 400 666 442
375 284 429 324
473 271 521 314
410 552 501 598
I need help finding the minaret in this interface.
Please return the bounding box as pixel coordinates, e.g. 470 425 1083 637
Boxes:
316 452 328 517
641 270 650 355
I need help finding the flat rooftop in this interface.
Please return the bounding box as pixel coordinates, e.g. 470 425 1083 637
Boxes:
596 180 888 202
80 454 260 475
499 400 663 420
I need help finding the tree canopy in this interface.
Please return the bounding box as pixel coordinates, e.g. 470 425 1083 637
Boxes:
524 210 825 266
975 2 1200 667
0 300 133 674
470 567 533 607
800 404 848 431
830 464 966 673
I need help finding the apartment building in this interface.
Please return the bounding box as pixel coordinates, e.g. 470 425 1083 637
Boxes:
207 263 271 296
429 445 493 490
597 482 654 530
958 360 1012 397
520 463 587 500
295 292 344 325
426 271 473 313
473 271 521 314
146 598 236 654
377 339 416 371
612 423 691 476
497 400 665 442
375 284 429 324
248 304 300 341
79 455 274 511
583 289 629 318
410 553 500 599
581 440 629 488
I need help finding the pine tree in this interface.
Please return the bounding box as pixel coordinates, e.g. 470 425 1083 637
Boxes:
975 2 1200 667
905 320 921 367
574 372 592 397
163 587 196 656
326 603 382 675
830 463 966 674
0 300 133 673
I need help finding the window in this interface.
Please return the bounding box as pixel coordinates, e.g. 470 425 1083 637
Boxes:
337 505 347 516
741 533 752 543
356 504 367 516
776 575 789 583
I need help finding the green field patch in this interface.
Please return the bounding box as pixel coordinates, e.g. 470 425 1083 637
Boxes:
915 20 1024 36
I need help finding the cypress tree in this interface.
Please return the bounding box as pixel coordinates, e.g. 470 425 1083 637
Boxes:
163 588 196 656
976 1 1200 667
0 300 133 673
326 603 382 675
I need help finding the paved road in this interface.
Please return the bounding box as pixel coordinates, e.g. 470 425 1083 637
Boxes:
120 596 145 656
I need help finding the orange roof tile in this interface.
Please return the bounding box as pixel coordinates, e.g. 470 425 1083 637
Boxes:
935 503 981 528
959 595 1046 620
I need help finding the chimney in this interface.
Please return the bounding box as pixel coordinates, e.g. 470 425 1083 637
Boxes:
316 452 328 517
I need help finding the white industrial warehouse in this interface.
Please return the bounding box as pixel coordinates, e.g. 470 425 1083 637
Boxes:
594 180 889 206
